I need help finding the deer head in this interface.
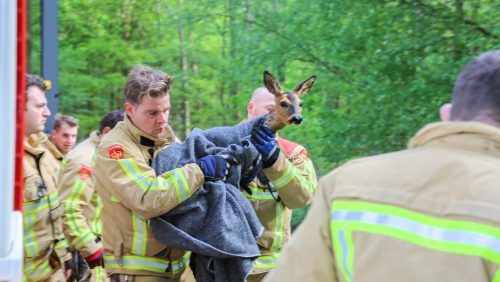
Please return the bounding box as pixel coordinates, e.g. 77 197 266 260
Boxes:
263 70 316 132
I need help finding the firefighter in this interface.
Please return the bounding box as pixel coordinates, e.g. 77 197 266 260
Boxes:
245 87 318 282
58 110 124 281
264 51 500 282
43 113 79 167
93 65 233 281
23 74 73 281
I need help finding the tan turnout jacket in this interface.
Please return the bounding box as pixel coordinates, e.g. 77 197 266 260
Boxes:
23 133 70 281
59 131 102 258
93 116 204 279
265 122 500 282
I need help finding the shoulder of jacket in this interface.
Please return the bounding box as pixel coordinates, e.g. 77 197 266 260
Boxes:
277 138 307 159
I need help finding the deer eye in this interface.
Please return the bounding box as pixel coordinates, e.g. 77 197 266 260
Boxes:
280 101 288 108
299 102 303 107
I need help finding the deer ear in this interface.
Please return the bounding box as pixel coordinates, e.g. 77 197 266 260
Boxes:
263 71 283 95
293 75 317 97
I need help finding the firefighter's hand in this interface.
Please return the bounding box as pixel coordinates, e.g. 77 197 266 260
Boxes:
85 248 104 269
64 258 75 279
197 155 235 182
251 126 279 168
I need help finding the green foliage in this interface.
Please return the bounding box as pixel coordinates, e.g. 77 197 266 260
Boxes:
27 0 500 224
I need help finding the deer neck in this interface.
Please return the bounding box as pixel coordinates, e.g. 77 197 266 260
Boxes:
264 112 286 132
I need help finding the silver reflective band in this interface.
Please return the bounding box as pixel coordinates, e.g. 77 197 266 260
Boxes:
332 210 500 252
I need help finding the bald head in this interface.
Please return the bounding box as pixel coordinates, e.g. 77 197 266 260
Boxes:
247 87 275 120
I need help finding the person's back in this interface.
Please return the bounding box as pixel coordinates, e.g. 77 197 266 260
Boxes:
265 51 500 282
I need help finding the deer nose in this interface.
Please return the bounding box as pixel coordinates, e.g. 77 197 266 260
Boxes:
289 115 303 125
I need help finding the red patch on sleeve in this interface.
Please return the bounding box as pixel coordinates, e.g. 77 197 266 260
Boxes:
277 138 299 157
108 145 125 160
79 165 93 180
299 149 309 160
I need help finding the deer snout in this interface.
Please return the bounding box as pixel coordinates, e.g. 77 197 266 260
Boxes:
289 115 303 125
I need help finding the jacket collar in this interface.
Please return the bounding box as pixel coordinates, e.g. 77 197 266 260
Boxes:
409 121 500 155
24 132 48 156
89 131 101 145
124 114 174 148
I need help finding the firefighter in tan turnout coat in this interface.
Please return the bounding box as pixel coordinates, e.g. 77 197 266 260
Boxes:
23 74 73 282
265 51 500 282
93 65 234 281
245 87 318 282
58 110 124 281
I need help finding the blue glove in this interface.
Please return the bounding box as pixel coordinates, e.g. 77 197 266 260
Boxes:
196 155 234 181
251 126 280 168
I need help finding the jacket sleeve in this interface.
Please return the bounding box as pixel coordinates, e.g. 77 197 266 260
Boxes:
94 143 205 219
58 156 100 258
263 178 338 282
263 146 318 209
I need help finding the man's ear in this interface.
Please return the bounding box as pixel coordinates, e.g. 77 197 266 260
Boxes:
439 103 452 121
101 127 112 135
247 102 254 116
51 129 57 137
124 102 135 117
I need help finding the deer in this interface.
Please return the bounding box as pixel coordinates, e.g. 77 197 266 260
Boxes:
261 70 317 132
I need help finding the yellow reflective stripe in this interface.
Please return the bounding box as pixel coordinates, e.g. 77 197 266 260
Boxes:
105 252 190 274
90 152 97 167
152 168 191 202
131 212 147 256
253 253 279 269
271 202 285 252
171 251 191 273
271 163 296 189
23 212 39 256
55 239 68 249
24 192 59 213
118 158 152 192
242 185 279 200
25 259 52 281
331 201 500 282
71 231 94 249
94 265 105 281
299 159 317 192
91 193 103 235
110 195 120 202
23 192 59 256
65 178 87 236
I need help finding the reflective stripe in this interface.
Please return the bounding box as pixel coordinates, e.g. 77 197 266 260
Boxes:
24 213 38 256
71 230 93 249
24 192 59 212
330 201 500 282
55 239 68 249
25 259 52 281
171 251 191 273
119 158 152 191
271 202 285 252
242 186 279 200
23 192 60 257
105 252 191 274
131 212 147 256
65 179 87 235
299 159 316 192
253 253 280 269
271 163 295 189
152 169 190 202
110 195 120 202
90 152 97 167
91 193 103 236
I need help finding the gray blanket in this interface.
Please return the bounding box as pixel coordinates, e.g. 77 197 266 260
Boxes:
151 117 266 282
